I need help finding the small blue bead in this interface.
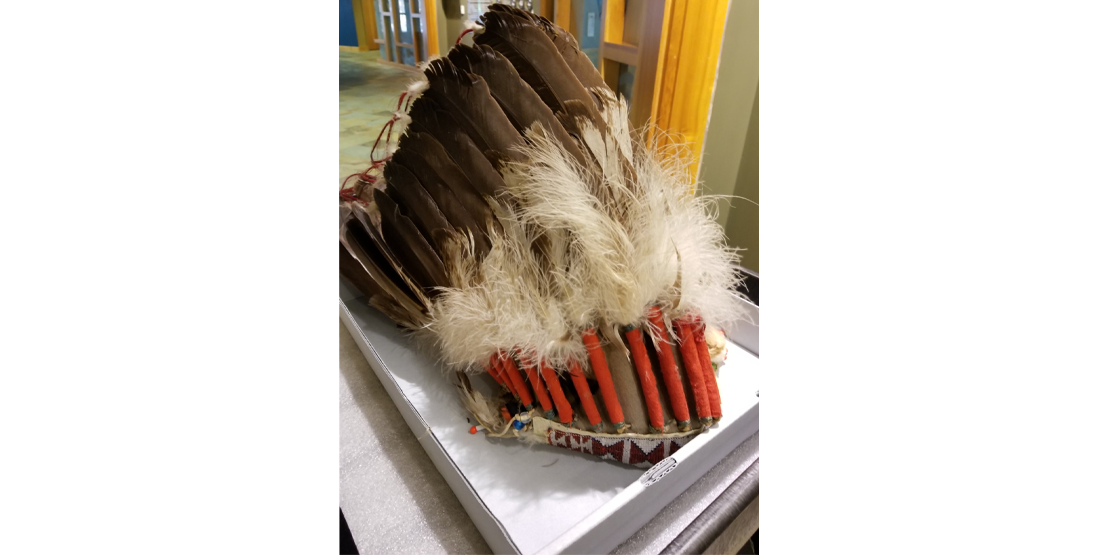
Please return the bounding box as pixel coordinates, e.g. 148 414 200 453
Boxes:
513 420 525 430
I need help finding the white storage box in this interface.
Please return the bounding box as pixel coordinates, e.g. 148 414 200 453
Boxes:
339 280 760 554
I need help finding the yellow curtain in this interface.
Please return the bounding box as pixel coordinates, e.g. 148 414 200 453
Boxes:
649 0 730 182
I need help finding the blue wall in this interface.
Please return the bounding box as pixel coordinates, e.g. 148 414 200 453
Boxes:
340 0 358 47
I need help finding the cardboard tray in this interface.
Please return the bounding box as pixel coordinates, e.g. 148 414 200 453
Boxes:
339 279 760 554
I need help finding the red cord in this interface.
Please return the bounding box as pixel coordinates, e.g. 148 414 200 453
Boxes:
499 351 534 410
339 160 385 203
345 89 415 201
456 28 473 45
368 90 416 163
369 119 396 163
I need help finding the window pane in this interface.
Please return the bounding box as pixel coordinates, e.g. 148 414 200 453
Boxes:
374 2 386 39
418 18 427 62
617 64 636 107
397 0 412 44
384 16 396 61
578 0 603 68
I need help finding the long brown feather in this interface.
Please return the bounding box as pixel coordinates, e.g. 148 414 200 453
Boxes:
374 189 450 291
339 241 422 328
390 131 495 257
340 206 429 321
347 204 433 311
339 241 385 298
406 96 506 196
422 58 528 162
475 10 600 118
381 162 456 254
486 4 607 91
448 43 586 164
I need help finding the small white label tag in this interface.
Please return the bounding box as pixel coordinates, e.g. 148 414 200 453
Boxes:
641 457 678 487
587 13 596 37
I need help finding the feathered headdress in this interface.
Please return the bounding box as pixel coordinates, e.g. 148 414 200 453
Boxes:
339 5 747 467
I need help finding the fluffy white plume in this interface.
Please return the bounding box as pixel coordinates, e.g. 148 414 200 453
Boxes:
507 122 640 327
421 198 585 372
635 130 750 333
577 115 677 336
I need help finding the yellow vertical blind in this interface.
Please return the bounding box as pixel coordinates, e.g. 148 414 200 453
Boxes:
649 0 729 181
425 0 440 57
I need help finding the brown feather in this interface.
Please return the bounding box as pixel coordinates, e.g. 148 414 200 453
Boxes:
374 189 450 291
390 131 495 257
486 4 607 91
339 241 385 298
382 158 456 254
475 9 601 118
340 206 428 319
346 205 433 310
448 43 586 164
406 96 506 196
339 241 422 328
422 58 528 162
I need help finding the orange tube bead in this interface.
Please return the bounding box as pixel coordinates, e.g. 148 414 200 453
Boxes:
499 351 534 411
582 329 626 432
671 317 713 423
623 324 665 432
486 357 507 390
540 361 573 425
693 318 723 420
567 359 603 431
646 307 692 430
522 357 556 418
